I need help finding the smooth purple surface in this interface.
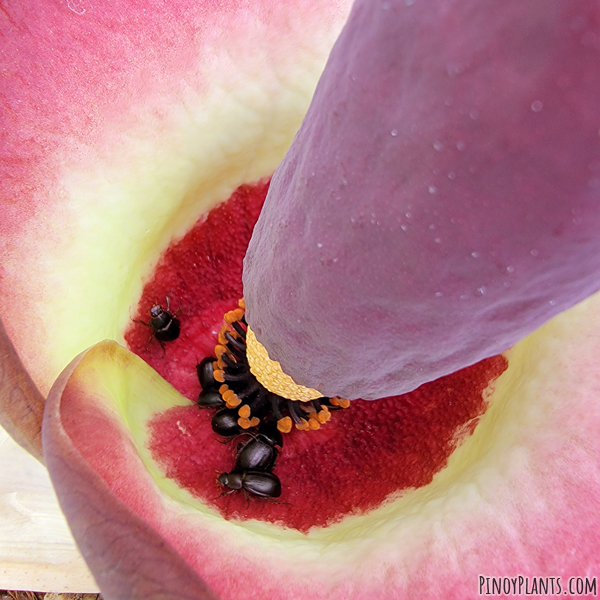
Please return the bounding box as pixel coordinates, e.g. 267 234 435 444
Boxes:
243 0 600 400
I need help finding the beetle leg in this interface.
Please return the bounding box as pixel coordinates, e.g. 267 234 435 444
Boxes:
144 332 155 352
164 291 183 317
216 489 237 500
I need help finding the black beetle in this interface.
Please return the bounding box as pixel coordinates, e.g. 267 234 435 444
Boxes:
135 295 181 350
212 408 241 437
256 420 283 449
235 436 278 472
198 389 225 409
218 470 282 499
196 357 218 391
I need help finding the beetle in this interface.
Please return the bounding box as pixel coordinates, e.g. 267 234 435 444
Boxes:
211 408 241 437
197 389 225 409
217 470 282 500
255 420 283 449
235 435 278 472
135 295 181 351
196 356 218 391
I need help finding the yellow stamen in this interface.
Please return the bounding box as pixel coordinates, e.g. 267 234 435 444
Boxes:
238 417 252 429
238 298 245 309
308 418 321 430
237 416 259 429
295 418 310 431
213 370 225 383
238 404 251 419
222 389 241 408
245 327 322 402
224 308 245 324
215 345 227 359
218 324 237 345
317 409 331 423
277 417 292 434
330 397 350 409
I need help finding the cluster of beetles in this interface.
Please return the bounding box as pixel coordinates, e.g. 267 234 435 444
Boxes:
196 355 284 501
137 295 350 502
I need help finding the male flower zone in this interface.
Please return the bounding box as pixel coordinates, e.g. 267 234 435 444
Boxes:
2 1 600 600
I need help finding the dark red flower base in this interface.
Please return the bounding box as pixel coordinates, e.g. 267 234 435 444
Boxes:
125 180 507 532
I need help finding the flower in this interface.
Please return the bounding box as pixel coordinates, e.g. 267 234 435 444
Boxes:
3 1 600 599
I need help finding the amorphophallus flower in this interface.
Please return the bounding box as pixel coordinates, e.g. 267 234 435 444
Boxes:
245 0 600 401
2 1 600 600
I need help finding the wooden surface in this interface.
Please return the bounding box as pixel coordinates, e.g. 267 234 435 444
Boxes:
0 427 98 593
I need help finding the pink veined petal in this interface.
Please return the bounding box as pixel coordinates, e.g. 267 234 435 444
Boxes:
0 0 352 408
43 291 600 600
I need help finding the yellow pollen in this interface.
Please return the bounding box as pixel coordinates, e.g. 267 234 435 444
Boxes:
330 397 350 409
238 416 259 429
222 389 240 408
277 417 293 433
308 418 321 430
238 404 251 419
245 327 322 402
224 308 245 324
219 323 238 343
295 418 310 431
238 298 246 309
317 409 331 423
238 417 252 429
213 370 225 383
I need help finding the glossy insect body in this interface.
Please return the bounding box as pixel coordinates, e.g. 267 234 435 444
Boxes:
212 408 241 436
135 296 181 350
197 390 225 409
148 304 180 342
235 436 278 472
256 420 283 449
218 470 282 499
196 357 218 391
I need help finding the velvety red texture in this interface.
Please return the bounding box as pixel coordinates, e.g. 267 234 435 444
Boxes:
148 356 505 532
125 180 268 400
126 180 506 530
